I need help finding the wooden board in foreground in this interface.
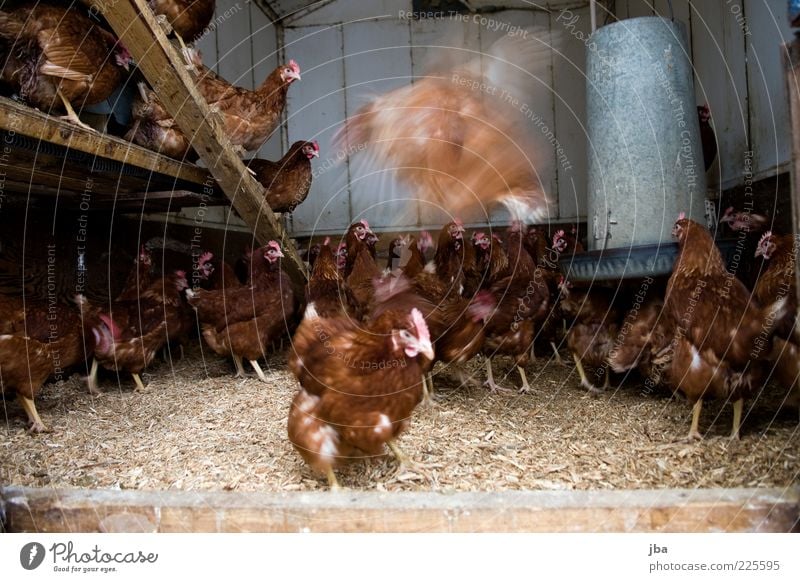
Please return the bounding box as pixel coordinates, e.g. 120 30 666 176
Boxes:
2 487 797 533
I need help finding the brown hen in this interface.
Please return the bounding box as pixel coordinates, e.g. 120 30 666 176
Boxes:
665 216 788 439
247 140 319 213
0 3 131 129
288 305 434 489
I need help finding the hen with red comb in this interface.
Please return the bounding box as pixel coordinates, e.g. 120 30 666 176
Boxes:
247 140 319 213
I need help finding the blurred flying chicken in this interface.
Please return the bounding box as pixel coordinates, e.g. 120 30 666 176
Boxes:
333 28 558 223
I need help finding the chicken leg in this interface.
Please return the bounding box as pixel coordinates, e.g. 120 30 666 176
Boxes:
687 399 703 441
249 359 268 383
18 395 48 433
550 341 565 366
326 467 341 491
730 398 743 440
573 353 601 394
56 89 94 131
517 366 533 394
132 373 147 392
420 374 431 405
86 357 100 395
233 356 246 378
483 357 509 393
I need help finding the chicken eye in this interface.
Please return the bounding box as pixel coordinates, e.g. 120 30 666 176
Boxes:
399 329 414 341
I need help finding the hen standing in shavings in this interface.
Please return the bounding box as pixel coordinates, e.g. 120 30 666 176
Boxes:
0 2 132 131
479 221 550 393
753 232 800 417
247 140 320 213
373 248 495 400
287 304 434 489
343 220 374 278
83 270 190 390
186 242 295 381
697 105 717 173
664 215 789 440
306 238 357 319
116 245 154 302
0 333 79 432
434 220 480 298
346 237 381 318
471 231 509 291
607 295 675 391
333 29 556 224
0 295 102 430
558 279 622 394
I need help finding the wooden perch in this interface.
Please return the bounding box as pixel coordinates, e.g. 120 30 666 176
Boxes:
2 486 798 533
92 0 307 288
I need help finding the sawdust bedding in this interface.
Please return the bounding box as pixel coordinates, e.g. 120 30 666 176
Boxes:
1 345 797 492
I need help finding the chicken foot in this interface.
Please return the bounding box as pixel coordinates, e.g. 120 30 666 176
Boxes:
550 341 565 366
233 357 246 378
86 357 101 396
56 89 94 132
326 467 341 491
387 440 435 482
483 357 511 393
249 359 268 383
686 399 703 441
132 373 147 393
517 366 533 394
18 395 48 433
573 353 602 395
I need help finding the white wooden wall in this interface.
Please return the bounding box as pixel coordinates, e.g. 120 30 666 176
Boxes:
617 0 794 191
159 0 795 237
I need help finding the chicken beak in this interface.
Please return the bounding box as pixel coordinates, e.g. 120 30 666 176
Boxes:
311 149 320 158
418 338 435 361
288 71 301 82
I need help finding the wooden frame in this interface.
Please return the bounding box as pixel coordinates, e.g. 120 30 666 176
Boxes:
92 0 307 291
786 39 800 311
1 486 797 533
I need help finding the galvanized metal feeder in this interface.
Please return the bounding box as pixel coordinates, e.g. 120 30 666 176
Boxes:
564 15 708 282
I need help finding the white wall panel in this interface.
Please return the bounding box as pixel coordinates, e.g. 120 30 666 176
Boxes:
284 25 351 235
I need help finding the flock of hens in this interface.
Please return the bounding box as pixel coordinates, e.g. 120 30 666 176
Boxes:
0 1 798 490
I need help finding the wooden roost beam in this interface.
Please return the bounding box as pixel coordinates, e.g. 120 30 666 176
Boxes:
92 0 307 288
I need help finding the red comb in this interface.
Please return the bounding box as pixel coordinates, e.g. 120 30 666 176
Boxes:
99 313 121 341
288 59 300 72
678 212 686 220
758 231 772 247
198 251 213 265
323 236 330 246
410 308 430 345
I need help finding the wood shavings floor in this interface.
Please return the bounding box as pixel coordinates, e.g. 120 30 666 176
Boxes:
2 345 798 492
